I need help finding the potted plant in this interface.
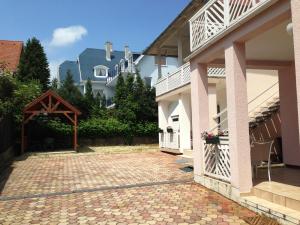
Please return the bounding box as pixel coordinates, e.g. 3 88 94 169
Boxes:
166 126 173 133
158 128 164 133
201 131 220 144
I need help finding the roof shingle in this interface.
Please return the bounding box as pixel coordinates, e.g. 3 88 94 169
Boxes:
0 40 23 72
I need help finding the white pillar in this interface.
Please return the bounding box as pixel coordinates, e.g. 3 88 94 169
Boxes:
191 61 209 178
225 42 252 194
177 35 183 67
179 93 192 152
158 101 168 148
208 84 218 132
157 52 162 79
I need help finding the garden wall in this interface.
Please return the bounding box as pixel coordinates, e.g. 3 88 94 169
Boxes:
79 136 158 146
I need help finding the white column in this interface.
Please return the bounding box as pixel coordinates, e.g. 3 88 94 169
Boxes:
179 93 192 152
177 35 183 67
158 101 168 148
225 42 252 194
157 52 162 79
191 61 209 178
208 84 218 132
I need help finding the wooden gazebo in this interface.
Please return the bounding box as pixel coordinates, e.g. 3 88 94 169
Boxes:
21 90 81 153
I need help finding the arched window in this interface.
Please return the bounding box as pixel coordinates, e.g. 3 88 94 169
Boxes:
94 65 108 78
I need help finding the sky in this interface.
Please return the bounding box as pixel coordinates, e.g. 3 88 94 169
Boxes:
0 0 191 79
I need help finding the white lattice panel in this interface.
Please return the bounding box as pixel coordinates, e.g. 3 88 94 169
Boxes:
204 137 230 182
190 0 269 51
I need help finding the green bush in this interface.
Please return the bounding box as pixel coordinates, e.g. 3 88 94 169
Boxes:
40 117 158 140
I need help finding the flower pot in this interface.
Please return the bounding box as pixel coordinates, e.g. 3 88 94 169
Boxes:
205 136 220 144
167 128 173 133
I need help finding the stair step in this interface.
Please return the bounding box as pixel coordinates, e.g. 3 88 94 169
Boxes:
241 196 300 225
253 182 300 212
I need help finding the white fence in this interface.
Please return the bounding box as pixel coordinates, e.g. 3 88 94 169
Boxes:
189 0 270 52
156 63 225 97
204 136 230 182
156 63 191 97
159 132 180 150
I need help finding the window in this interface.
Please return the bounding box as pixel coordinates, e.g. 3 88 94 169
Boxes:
155 56 167 66
94 65 108 77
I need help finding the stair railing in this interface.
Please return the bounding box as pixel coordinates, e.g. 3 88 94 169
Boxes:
209 81 279 133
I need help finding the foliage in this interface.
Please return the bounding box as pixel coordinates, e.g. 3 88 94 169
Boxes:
12 79 42 123
84 78 94 106
0 73 42 121
114 73 157 123
50 78 58 90
17 37 50 90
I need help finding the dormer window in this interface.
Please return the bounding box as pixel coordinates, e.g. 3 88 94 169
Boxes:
94 65 108 78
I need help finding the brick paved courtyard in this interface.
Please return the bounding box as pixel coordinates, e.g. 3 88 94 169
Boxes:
0 151 256 224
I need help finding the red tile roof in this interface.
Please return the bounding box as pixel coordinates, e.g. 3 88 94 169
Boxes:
0 40 23 72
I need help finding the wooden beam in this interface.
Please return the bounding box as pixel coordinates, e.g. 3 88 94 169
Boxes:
51 101 60 112
63 112 75 124
24 112 38 124
25 110 73 114
48 95 52 110
40 100 48 111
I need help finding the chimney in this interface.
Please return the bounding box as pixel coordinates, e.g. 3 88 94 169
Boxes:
124 45 130 60
105 41 112 61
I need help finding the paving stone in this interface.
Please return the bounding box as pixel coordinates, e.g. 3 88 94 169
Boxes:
0 151 256 224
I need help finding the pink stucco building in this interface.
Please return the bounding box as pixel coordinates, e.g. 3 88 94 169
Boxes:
145 0 300 224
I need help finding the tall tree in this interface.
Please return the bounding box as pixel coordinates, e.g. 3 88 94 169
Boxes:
50 78 58 90
58 70 82 106
114 75 126 109
84 78 94 106
17 37 50 90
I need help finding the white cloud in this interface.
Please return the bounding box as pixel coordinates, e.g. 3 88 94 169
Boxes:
49 59 64 80
49 25 87 47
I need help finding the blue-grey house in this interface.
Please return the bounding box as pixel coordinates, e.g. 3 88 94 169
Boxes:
58 41 179 106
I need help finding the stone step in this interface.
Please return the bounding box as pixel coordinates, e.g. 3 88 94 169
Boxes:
183 149 193 157
240 195 300 225
252 181 300 212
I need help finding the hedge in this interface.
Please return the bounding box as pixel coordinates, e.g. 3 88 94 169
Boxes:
44 118 158 139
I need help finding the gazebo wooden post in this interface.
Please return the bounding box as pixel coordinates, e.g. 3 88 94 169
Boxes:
74 113 77 151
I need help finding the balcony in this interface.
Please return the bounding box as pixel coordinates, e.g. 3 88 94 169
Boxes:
189 0 271 52
156 62 225 97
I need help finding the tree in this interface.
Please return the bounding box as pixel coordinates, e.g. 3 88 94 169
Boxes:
84 78 94 106
58 70 83 107
114 75 126 109
17 37 50 90
50 78 58 90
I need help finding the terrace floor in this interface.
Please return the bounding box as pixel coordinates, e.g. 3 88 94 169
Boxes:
0 148 256 224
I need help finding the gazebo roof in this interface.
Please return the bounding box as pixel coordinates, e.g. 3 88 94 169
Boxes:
23 89 81 115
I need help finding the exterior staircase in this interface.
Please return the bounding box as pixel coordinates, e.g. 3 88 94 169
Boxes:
249 96 280 129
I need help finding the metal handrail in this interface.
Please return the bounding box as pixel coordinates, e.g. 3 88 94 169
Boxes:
210 81 279 132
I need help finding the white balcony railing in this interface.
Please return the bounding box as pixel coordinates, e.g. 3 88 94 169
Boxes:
189 0 270 52
156 62 225 97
